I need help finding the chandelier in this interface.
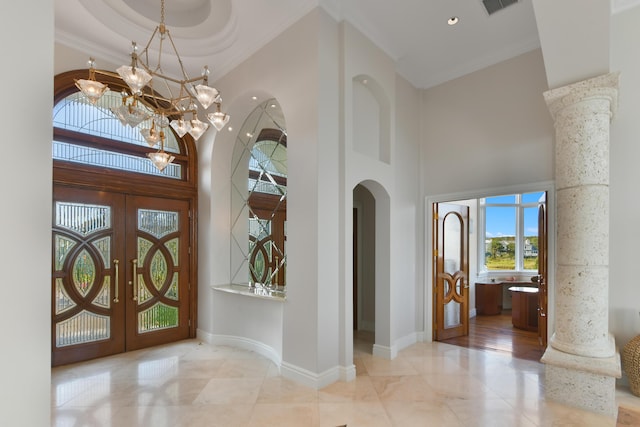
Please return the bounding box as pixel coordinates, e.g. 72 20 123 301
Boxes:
74 0 230 171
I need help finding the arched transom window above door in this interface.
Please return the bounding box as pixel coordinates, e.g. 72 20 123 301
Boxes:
52 70 196 182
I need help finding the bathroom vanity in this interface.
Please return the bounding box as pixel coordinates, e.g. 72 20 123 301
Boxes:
508 286 539 331
475 281 503 315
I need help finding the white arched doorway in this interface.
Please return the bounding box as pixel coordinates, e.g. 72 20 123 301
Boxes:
352 180 391 362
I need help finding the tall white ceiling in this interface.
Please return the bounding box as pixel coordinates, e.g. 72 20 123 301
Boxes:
55 0 635 90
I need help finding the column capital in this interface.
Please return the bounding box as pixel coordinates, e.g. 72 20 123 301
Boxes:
544 72 620 121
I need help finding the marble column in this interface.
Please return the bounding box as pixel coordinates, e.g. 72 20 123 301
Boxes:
541 72 621 417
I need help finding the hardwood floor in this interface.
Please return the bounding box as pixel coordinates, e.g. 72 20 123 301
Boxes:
440 310 545 362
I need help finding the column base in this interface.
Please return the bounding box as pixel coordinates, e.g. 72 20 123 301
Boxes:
542 345 621 417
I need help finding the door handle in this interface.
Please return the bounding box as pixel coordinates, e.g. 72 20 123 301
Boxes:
113 259 119 303
130 258 138 301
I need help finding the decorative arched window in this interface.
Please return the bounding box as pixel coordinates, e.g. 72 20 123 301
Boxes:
52 70 196 184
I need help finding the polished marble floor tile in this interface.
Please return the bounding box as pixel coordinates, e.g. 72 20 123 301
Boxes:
51 338 640 426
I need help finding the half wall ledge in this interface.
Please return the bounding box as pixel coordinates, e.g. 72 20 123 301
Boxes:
212 284 287 301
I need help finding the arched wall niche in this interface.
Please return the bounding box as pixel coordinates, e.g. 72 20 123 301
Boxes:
229 97 287 294
352 74 391 164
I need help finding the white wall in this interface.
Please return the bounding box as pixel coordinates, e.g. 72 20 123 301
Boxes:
421 49 555 196
199 9 338 382
609 5 640 349
532 0 610 89
1 2 53 426
393 74 423 339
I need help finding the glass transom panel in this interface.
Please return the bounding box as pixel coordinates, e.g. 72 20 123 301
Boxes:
53 90 183 179
55 202 111 236
53 90 180 153
138 209 179 239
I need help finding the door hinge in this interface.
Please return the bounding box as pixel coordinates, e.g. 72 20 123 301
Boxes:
434 213 438 220
188 319 191 327
433 249 438 257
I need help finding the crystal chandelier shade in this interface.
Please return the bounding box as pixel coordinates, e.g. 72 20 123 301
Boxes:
170 118 191 138
207 102 230 131
110 94 150 128
74 59 108 105
148 150 175 171
188 118 209 140
75 0 230 171
116 64 152 95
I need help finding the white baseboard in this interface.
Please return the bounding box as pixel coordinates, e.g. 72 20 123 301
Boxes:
197 328 357 388
395 331 418 350
373 343 395 359
340 364 357 382
196 329 281 367
280 362 342 390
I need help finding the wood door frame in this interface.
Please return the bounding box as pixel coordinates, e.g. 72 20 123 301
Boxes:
425 182 555 345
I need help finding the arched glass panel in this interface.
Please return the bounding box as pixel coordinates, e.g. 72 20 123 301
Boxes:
53 89 183 179
443 212 462 329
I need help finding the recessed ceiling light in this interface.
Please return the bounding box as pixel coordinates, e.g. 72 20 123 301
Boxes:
252 96 258 100
228 126 233 132
448 16 459 25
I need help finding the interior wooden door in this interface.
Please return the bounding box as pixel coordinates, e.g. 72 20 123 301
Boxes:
52 187 126 366
52 189 192 364
124 195 191 351
537 196 548 347
433 203 470 340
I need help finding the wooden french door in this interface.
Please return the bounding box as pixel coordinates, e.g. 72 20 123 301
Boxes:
433 203 470 340
537 196 548 347
52 187 191 366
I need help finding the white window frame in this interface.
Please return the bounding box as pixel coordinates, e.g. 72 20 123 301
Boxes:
479 192 545 274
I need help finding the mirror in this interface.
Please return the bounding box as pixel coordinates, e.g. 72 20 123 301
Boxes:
230 98 287 294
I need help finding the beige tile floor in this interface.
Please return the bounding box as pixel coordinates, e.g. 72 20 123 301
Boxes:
51 334 640 426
